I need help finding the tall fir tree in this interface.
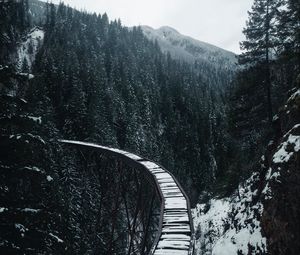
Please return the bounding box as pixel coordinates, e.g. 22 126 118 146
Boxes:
240 0 283 122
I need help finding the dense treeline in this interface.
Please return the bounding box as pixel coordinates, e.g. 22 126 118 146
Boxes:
0 0 29 61
0 0 231 253
2 0 298 253
33 3 231 199
0 2 66 253
224 0 300 190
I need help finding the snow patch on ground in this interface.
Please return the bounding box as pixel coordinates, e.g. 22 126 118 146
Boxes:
47 175 53 182
16 27 44 71
287 88 300 103
193 174 267 255
49 233 64 243
23 166 43 173
193 199 231 254
0 207 8 213
273 125 300 164
20 115 42 124
21 208 41 213
18 73 35 79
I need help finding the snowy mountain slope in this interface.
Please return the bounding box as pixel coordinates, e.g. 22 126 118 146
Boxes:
192 88 300 255
193 173 267 255
141 26 237 71
261 88 300 254
15 27 44 72
27 1 237 89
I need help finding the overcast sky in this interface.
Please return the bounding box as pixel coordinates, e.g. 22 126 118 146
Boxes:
44 0 254 53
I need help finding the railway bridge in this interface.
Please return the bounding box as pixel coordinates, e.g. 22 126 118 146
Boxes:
61 140 195 255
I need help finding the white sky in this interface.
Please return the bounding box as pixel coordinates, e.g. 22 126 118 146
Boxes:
44 0 254 53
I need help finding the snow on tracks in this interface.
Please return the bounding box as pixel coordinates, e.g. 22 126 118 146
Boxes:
60 140 194 254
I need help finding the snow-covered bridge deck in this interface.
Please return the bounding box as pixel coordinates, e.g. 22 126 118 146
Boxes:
60 140 195 255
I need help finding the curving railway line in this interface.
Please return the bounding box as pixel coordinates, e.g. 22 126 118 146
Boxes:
60 140 195 255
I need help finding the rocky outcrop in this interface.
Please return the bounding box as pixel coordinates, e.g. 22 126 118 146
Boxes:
193 86 300 255
261 86 300 255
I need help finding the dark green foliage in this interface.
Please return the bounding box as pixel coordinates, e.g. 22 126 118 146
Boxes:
224 0 300 195
0 3 64 253
240 0 284 122
7 0 300 251
0 65 66 254
29 3 231 203
0 1 233 253
0 0 29 62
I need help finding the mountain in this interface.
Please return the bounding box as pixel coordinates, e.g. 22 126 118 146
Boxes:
27 0 237 72
26 0 236 89
141 25 237 71
1 2 231 253
1 1 300 254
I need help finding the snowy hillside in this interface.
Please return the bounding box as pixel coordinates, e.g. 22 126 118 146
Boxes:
193 173 267 255
141 26 237 71
193 88 300 255
16 27 44 72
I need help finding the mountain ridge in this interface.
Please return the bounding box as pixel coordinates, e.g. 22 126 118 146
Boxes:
149 25 235 54
28 0 237 74
140 25 237 71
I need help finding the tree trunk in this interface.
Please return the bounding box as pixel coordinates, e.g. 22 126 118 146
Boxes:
265 0 273 123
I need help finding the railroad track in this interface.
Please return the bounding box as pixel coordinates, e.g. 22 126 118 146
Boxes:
60 140 195 255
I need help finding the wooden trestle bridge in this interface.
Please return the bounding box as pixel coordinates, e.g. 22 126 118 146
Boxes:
61 140 195 255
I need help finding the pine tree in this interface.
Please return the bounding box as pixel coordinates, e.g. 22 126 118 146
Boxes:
278 0 300 70
240 0 283 122
0 66 65 254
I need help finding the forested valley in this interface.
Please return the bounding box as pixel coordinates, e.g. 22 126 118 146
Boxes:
0 0 299 254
